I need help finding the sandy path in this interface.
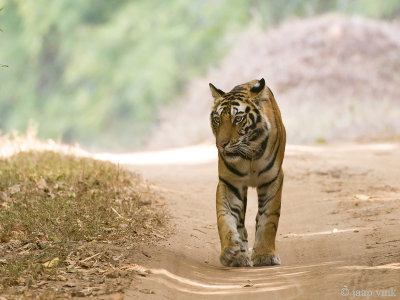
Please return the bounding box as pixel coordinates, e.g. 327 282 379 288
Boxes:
101 144 400 299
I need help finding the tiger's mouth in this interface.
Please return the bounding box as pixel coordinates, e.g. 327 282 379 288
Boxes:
216 145 235 156
223 144 256 159
221 147 242 157
216 140 250 158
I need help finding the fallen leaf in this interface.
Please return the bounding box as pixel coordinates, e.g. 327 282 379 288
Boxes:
57 275 67 281
79 261 92 269
354 194 370 200
42 257 59 268
64 282 76 287
325 189 340 193
105 270 119 278
9 184 21 194
139 200 151 206
36 281 48 287
137 271 147 277
139 289 155 294
67 268 78 273
1 232 10 243
17 277 25 284
36 177 48 190
72 290 91 297
153 233 165 239
0 191 9 201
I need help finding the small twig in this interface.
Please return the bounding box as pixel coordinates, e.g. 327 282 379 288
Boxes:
80 252 101 263
376 239 400 245
153 232 165 239
111 206 130 223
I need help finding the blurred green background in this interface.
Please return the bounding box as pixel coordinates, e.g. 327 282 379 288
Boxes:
1 0 400 150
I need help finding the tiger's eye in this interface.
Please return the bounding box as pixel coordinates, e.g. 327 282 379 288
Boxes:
213 116 220 123
235 116 243 123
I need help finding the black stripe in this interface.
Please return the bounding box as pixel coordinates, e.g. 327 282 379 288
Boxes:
253 107 262 123
248 114 257 130
223 202 240 223
257 175 283 215
225 151 239 157
249 113 255 124
249 128 263 141
219 176 242 201
220 155 248 177
225 151 250 160
258 168 281 190
266 211 280 218
269 131 279 153
258 139 280 176
224 93 246 100
253 133 269 159
258 194 274 210
232 86 247 91
230 205 241 219
230 91 246 97
242 187 248 224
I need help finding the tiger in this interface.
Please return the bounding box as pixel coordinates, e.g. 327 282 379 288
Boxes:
209 78 286 267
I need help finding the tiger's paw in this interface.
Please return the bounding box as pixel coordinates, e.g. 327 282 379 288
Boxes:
220 248 251 267
251 253 281 266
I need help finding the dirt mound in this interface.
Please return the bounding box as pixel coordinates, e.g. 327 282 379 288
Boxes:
149 14 400 148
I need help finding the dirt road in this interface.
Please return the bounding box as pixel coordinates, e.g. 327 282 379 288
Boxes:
100 144 400 299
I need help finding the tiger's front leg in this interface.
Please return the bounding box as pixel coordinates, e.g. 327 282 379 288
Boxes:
216 179 250 267
252 172 283 266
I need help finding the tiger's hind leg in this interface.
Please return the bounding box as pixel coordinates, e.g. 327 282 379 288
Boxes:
252 173 283 266
217 180 250 267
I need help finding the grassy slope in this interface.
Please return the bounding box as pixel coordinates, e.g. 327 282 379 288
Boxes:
0 150 167 298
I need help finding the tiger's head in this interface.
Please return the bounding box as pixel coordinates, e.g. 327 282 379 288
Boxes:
209 78 273 159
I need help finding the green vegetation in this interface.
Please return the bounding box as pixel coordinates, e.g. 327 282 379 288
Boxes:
0 0 399 149
0 150 165 294
0 7 8 67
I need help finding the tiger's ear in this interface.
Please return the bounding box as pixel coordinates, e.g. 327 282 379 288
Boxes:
209 83 225 101
251 78 275 103
250 78 266 95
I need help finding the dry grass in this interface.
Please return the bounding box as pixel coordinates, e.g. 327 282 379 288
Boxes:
0 133 168 298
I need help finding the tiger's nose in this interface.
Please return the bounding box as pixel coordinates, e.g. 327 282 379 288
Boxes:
218 140 229 148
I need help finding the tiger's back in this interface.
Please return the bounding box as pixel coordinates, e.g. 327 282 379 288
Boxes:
209 78 285 267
